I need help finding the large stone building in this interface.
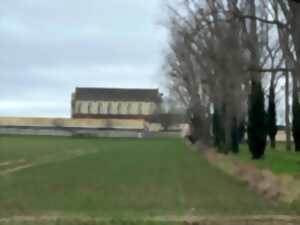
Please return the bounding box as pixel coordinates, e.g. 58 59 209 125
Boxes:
71 87 163 120
0 88 188 137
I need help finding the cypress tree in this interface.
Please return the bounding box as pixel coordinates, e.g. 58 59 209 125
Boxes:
248 79 267 160
231 117 239 154
238 120 245 144
267 84 277 149
292 86 300 152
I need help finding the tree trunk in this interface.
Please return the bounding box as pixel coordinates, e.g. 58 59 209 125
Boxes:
285 73 292 151
270 138 276 149
212 108 225 151
189 99 212 147
223 104 232 154
289 2 300 151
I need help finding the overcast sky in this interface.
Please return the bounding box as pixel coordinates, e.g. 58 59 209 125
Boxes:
0 0 168 117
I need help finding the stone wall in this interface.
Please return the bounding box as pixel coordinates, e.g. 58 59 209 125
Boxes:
276 130 293 142
0 126 143 138
0 117 146 138
0 117 187 138
0 117 145 130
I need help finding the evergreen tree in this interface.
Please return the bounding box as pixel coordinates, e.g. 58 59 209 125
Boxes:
231 117 239 154
292 87 300 152
248 80 267 160
238 121 245 144
267 84 277 149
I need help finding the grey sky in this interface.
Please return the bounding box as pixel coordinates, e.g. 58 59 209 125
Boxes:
0 0 167 117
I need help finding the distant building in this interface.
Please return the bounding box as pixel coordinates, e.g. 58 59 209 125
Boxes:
0 88 189 137
71 87 163 120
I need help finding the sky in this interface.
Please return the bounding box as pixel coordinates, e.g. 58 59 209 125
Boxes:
0 0 168 117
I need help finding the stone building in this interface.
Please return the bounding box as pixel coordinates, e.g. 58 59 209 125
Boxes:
0 88 188 137
71 87 163 119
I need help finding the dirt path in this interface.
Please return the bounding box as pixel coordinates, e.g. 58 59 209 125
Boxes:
0 162 11 167
0 163 34 176
0 149 98 176
1 215 300 225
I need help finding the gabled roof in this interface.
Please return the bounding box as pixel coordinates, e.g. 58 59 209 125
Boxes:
74 87 162 102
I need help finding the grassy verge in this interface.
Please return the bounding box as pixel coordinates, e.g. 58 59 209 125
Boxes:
2 216 300 225
233 143 300 176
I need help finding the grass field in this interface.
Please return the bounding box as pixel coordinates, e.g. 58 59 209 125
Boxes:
234 144 300 176
0 136 295 222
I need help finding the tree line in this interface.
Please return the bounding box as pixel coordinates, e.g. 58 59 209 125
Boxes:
163 0 300 159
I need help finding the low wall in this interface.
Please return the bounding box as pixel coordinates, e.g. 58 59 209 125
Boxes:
0 117 145 138
276 130 293 142
0 126 143 138
0 117 185 138
144 131 183 138
0 117 145 130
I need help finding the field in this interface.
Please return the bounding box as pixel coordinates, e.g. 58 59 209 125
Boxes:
234 144 300 176
0 136 297 224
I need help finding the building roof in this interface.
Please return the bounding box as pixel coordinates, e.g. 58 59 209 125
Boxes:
74 87 162 102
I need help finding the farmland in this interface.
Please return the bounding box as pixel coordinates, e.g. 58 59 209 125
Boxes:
0 136 297 224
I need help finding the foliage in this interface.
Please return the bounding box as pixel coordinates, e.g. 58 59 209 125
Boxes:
267 84 278 149
248 80 267 160
292 90 300 152
231 117 240 154
237 121 246 144
163 0 300 157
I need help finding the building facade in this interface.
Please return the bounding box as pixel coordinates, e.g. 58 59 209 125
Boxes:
71 88 163 119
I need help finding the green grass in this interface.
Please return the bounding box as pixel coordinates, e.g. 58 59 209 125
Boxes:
235 143 300 176
0 136 293 219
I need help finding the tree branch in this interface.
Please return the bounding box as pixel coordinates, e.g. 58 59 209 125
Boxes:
247 67 294 73
232 12 288 29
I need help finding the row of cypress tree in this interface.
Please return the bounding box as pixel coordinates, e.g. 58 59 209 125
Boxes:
213 77 300 160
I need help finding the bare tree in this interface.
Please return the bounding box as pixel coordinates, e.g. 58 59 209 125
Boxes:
163 0 300 155
164 0 251 151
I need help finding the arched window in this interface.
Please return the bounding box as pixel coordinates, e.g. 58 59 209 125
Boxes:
107 102 113 114
117 103 122 114
150 103 156 114
127 103 132 115
98 103 102 114
77 103 82 114
88 102 92 114
138 103 143 115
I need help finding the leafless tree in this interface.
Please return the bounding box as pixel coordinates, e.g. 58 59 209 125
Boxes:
163 0 300 152
164 0 252 150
